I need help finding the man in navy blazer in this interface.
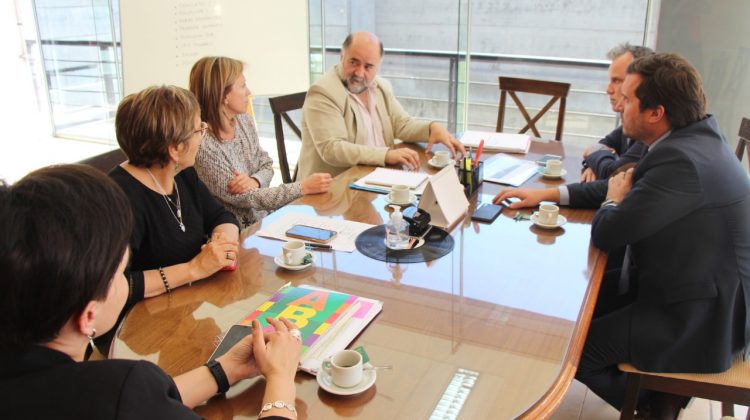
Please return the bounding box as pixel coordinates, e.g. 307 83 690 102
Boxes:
498 53 750 417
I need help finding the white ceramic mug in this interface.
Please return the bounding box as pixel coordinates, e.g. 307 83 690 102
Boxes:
545 159 563 176
390 184 410 204
538 204 559 225
433 150 450 166
282 240 307 265
322 349 363 388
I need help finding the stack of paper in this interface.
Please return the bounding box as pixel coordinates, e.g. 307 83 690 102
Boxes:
350 167 430 194
461 130 532 154
483 154 539 187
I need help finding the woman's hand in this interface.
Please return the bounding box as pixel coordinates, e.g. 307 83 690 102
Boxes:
217 334 259 384
252 317 301 382
228 170 261 195
300 173 332 195
188 232 239 279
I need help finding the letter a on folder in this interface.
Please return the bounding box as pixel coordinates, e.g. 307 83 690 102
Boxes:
419 166 469 229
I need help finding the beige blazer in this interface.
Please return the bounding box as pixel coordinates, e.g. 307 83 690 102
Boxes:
298 65 430 179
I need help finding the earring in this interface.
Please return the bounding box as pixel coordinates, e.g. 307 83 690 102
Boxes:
88 328 97 350
174 161 181 174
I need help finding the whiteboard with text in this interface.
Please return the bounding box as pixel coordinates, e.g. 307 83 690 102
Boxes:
120 0 309 96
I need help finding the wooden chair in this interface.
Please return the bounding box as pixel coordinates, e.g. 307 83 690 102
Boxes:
77 148 127 173
618 355 750 419
735 117 750 170
268 92 306 183
496 76 571 141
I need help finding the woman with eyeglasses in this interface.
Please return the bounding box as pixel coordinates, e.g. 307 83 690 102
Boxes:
0 165 300 419
101 86 240 349
189 56 332 228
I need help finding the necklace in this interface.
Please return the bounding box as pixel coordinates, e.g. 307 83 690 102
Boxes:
146 168 185 232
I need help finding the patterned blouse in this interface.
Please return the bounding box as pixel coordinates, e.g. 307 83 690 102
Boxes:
195 113 302 227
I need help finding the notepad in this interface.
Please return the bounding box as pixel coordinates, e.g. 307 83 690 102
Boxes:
461 130 532 154
359 167 428 189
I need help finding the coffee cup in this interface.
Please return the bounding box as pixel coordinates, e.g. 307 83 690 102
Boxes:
545 159 563 176
282 240 307 265
390 184 410 204
433 150 450 166
538 204 559 225
321 349 363 388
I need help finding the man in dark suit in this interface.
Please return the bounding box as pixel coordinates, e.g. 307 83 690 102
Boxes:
580 43 652 183
499 53 750 417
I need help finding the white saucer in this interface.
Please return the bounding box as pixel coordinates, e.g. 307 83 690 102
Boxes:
428 157 455 169
530 213 567 229
273 252 314 270
386 191 417 206
538 168 567 179
316 364 377 396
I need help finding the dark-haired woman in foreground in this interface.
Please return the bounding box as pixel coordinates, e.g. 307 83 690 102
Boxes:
0 165 300 419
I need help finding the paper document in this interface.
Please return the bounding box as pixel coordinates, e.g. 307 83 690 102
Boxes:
461 130 531 154
256 212 375 252
351 168 430 195
483 154 539 187
360 168 428 189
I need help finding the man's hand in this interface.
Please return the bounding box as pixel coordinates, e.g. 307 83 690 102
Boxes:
606 168 634 203
492 188 560 209
385 148 420 171
228 170 260 195
581 167 597 183
425 122 466 158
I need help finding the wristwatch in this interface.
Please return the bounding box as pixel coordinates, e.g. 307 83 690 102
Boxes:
205 359 230 394
600 198 619 208
259 400 298 418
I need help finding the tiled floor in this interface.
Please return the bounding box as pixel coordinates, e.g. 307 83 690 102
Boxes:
550 379 748 420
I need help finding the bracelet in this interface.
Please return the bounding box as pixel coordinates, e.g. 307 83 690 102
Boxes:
259 400 297 418
158 267 171 294
600 198 619 208
205 359 230 394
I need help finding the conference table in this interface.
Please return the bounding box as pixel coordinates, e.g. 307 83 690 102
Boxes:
112 139 607 419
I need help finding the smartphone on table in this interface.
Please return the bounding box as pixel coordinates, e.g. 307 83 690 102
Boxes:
285 224 338 244
471 202 504 223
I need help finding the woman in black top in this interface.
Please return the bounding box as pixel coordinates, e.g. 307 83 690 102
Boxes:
111 85 241 305
0 165 300 419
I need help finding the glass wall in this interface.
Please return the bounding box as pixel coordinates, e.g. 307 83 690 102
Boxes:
27 0 121 142
21 0 659 147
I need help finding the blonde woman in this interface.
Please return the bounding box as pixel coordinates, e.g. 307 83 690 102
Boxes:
190 56 331 228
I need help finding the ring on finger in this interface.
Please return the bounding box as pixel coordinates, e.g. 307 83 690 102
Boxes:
289 329 302 342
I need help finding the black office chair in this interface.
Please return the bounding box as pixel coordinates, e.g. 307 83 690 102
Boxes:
496 76 571 141
268 92 306 183
77 148 127 173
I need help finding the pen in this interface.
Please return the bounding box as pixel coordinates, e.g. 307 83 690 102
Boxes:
464 147 473 171
305 242 332 250
474 139 485 168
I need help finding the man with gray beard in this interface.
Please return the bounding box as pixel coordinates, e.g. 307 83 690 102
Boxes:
298 31 464 179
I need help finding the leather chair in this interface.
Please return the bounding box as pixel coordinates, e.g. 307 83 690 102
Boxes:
618 355 750 419
77 148 127 173
496 76 570 141
735 117 750 171
268 92 306 183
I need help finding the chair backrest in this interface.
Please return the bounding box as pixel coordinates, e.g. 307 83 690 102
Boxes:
735 117 750 171
496 76 571 141
77 148 127 173
268 92 306 184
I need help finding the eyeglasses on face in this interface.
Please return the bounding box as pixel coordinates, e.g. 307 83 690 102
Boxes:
194 121 208 136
